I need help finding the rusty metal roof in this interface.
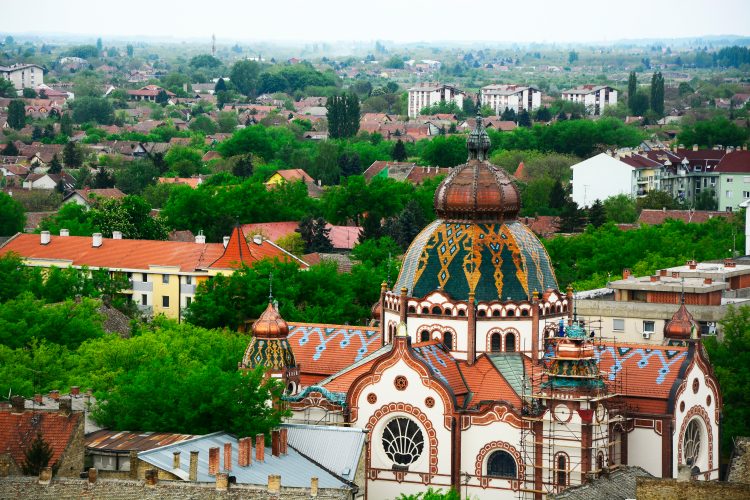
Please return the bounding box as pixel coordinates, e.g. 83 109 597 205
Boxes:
85 430 197 452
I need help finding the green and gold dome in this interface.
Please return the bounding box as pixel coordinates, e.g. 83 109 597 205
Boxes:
241 302 297 371
394 116 558 302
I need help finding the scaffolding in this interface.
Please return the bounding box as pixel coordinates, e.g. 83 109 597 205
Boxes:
516 318 629 499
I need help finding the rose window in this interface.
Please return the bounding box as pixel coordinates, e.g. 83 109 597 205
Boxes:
382 417 424 467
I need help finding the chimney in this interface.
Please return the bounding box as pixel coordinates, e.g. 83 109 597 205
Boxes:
310 477 319 498
144 469 158 487
253 234 262 245
223 443 232 471
660 269 668 277
88 468 97 484
724 258 736 268
223 236 230 248
216 472 229 492
70 386 80 397
280 428 288 455
672 272 679 278
129 451 138 480
112 231 122 240
687 260 697 269
271 429 281 457
172 451 180 470
622 268 631 280
10 395 25 413
60 229 69 237
49 390 59 400
267 474 281 494
704 277 713 285
650 275 659 282
693 144 698 151
189 451 199 481
59 397 72 415
40 231 51 245
208 447 220 475
92 233 103 248
33 393 42 404
195 231 206 244
38 467 52 485
255 434 265 462
238 437 251 467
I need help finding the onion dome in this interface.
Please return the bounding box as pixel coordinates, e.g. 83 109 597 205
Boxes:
395 115 557 302
434 115 520 223
664 302 698 339
252 302 289 338
241 303 296 371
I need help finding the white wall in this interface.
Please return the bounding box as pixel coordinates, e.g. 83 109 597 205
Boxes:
628 427 662 477
571 153 634 208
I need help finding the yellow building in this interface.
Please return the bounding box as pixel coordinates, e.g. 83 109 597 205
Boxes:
0 227 307 321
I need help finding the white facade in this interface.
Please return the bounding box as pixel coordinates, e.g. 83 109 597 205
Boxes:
407 84 465 119
561 86 617 116
0 64 44 91
570 153 636 207
480 85 542 115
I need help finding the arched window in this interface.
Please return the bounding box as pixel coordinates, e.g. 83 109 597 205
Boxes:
443 331 453 350
490 333 501 352
420 330 430 342
458 309 466 317
487 450 517 478
507 309 515 317
683 419 702 467
431 306 442 315
408 305 416 313
521 309 529 317
421 307 429 314
505 333 516 353
478 310 486 317
382 417 424 468
596 452 604 471
556 454 568 486
492 309 501 317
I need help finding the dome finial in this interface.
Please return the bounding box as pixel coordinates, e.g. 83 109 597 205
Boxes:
467 111 490 161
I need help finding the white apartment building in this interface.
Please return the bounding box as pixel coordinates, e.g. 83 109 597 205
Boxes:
480 84 541 115
407 83 465 118
561 85 617 116
0 63 44 91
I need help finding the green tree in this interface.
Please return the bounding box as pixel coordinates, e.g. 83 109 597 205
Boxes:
678 117 749 149
38 203 97 236
535 106 552 122
397 487 460 500
190 54 222 69
22 433 54 476
0 78 16 98
90 196 168 240
558 200 585 233
420 135 467 167
115 159 159 194
500 107 516 121
549 181 567 210
214 77 227 93
627 71 637 113
694 189 718 210
384 55 404 69
392 139 407 161
60 113 74 137
650 71 665 116
231 154 254 178
603 194 638 223
96 37 103 53
217 111 239 133
327 93 360 139
63 142 83 168
297 216 333 253
0 192 25 236
8 100 25 130
517 109 532 127
71 97 114 125
386 199 426 250
636 189 679 211
587 199 606 227
230 60 261 97
276 232 305 257
48 154 62 174
568 51 579 64
22 87 37 98
126 44 133 57
630 91 649 116
189 114 218 134
3 141 19 156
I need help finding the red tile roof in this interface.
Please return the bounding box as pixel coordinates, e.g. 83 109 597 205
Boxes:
638 209 731 225
460 355 521 407
715 150 750 173
209 226 307 270
271 169 315 183
0 408 82 469
412 341 469 399
241 222 361 251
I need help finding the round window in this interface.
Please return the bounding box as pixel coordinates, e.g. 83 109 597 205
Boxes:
683 419 702 467
382 417 425 467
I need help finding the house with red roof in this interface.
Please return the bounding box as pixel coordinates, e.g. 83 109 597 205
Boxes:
265 169 323 198
62 187 126 210
242 222 361 252
0 396 84 477
126 85 176 102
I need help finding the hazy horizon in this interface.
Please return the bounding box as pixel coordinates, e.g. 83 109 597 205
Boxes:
3 0 750 45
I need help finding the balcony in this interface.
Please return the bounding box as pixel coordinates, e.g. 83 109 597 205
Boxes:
180 284 196 295
131 280 153 292
137 305 153 316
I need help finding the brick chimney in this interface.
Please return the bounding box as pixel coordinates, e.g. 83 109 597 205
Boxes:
271 429 280 457
280 428 288 455
189 451 198 481
59 398 72 416
48 390 59 400
216 472 229 492
223 443 232 471
267 474 281 494
172 451 180 470
650 275 659 282
622 268 631 280
112 231 122 240
725 258 736 268
660 269 667 277
208 447 219 475
10 396 25 413
687 260 697 269
255 434 265 462
238 438 248 467
311 477 319 497
33 394 42 404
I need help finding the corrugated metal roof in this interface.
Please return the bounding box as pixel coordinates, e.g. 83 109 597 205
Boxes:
137 432 350 490
85 430 197 452
283 424 366 483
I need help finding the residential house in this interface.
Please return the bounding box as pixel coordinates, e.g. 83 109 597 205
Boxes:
265 169 322 198
561 85 618 116
714 149 750 212
243 221 361 252
480 84 542 114
0 226 308 321
0 396 84 478
570 152 643 207
407 83 465 119
0 63 44 90
659 147 725 205
638 209 730 225
364 161 446 184
22 171 75 191
62 187 126 210
126 85 176 102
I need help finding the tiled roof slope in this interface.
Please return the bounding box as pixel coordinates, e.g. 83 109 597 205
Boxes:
412 341 469 399
0 409 82 469
638 209 730 225
287 323 382 382
550 465 654 499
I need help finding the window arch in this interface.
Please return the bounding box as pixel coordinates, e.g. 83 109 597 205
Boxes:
457 309 466 317
421 307 429 314
443 331 453 350
505 332 516 352
408 305 416 313
490 333 501 353
683 418 702 467
492 309 501 317
382 417 424 468
431 305 442 315
555 453 568 486
478 309 486 317
420 330 430 342
507 309 515 317
596 452 605 471
487 450 517 478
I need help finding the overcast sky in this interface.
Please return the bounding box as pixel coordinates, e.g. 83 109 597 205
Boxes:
4 0 749 43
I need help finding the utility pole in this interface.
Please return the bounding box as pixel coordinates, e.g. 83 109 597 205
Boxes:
212 34 216 57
